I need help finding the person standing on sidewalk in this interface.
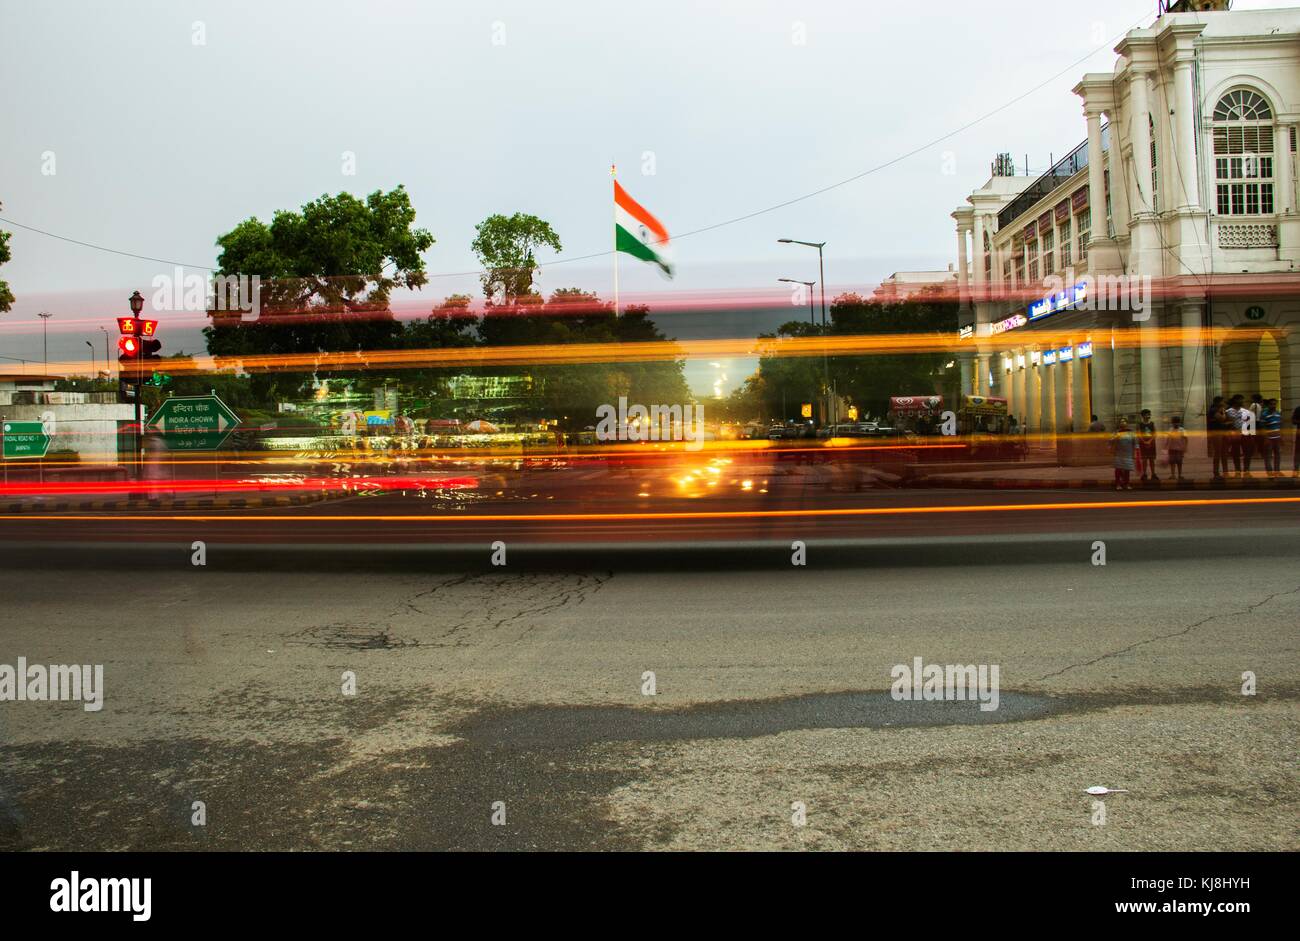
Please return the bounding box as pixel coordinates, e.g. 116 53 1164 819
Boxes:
1293 403 1300 477
1137 409 1159 483
1226 394 1248 476
1112 418 1137 490
1208 396 1230 480
1259 398 1282 477
1165 416 1188 482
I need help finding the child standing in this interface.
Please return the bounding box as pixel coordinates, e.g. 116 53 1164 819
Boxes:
1165 415 1188 481
1112 418 1137 490
1137 408 1159 482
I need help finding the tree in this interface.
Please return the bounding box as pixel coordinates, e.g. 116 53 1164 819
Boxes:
825 286 958 419
202 186 434 403
0 201 14 314
471 213 561 307
737 286 959 424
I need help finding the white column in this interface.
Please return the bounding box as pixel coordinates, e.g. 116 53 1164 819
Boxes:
955 224 971 308
971 214 986 310
1086 108 1108 235
1014 356 1028 428
1140 308 1163 420
1105 112 1131 239
1040 361 1060 441
1025 351 1041 435
1052 359 1070 451
1090 336 1116 427
1003 353 1015 416
1276 124 1295 214
1181 300 1207 425
1070 349 1089 435
1130 70 1155 214
1172 55 1200 211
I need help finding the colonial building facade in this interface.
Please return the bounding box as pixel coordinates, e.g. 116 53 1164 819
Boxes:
950 1 1298 451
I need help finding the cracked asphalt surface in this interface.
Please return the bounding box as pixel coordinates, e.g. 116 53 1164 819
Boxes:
0 529 1297 851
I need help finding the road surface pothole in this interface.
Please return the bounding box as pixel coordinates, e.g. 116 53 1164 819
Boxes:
455 690 1064 747
286 624 418 650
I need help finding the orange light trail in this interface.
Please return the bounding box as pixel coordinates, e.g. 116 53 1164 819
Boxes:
30 325 1285 377
4 495 1298 523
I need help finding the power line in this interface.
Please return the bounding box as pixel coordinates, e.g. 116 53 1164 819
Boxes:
0 8 1152 281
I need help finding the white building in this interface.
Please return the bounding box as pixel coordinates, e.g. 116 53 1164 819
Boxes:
950 0 1298 456
873 266 958 301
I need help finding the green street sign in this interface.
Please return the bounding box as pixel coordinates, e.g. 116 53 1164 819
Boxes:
2 421 51 460
146 395 241 451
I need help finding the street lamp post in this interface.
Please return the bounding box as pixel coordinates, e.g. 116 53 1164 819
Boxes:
84 341 96 383
778 239 827 325
37 311 52 376
99 326 111 380
777 278 816 325
778 278 818 424
779 237 833 425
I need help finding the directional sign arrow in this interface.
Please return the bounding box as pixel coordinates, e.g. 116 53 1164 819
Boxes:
146 395 242 452
2 421 52 460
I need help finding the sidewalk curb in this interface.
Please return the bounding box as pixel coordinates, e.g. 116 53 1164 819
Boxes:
909 476 1300 491
1 491 335 514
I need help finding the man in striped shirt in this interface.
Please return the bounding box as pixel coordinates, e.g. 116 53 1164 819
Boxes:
1259 399 1283 477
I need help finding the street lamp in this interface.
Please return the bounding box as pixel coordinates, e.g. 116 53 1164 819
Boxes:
780 238 833 425
84 340 96 383
99 326 111 379
129 291 145 316
778 239 827 326
37 311 52 376
777 278 816 325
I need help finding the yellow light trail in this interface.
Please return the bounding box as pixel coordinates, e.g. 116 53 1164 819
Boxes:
4 495 1298 523
39 325 1284 376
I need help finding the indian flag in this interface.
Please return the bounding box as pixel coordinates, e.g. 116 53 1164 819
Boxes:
614 180 673 277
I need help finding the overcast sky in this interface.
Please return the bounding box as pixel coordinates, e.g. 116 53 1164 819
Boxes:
1 0 1295 385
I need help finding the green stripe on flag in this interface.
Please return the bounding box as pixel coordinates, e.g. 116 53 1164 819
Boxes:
616 224 672 276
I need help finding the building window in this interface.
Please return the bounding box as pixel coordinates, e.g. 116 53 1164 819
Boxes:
1213 89 1275 217
1003 258 1012 288
1103 169 1113 236
1027 239 1039 283
1041 229 1055 275
1059 221 1071 269
1149 115 1159 213
1014 248 1025 286
1076 210 1090 263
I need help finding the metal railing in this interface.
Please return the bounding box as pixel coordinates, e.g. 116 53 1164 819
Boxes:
997 128 1105 231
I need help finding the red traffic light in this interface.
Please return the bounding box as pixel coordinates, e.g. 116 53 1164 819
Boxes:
118 335 140 357
139 319 157 337
117 317 139 335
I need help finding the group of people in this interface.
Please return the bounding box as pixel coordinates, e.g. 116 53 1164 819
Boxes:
1105 393 1300 488
1108 409 1184 489
1206 394 1296 480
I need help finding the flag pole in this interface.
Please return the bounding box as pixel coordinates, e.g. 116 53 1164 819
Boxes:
611 162 619 318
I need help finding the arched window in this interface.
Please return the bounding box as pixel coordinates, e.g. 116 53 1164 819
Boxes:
1213 89 1275 216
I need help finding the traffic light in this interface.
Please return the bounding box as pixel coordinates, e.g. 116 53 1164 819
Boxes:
117 319 161 379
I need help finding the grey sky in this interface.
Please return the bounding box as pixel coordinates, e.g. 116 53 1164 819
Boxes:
1 0 1295 385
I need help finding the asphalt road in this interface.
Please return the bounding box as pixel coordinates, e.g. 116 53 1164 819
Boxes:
1 521 1297 851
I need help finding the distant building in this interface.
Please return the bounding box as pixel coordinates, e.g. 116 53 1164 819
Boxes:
873 266 958 301
948 1 1299 450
